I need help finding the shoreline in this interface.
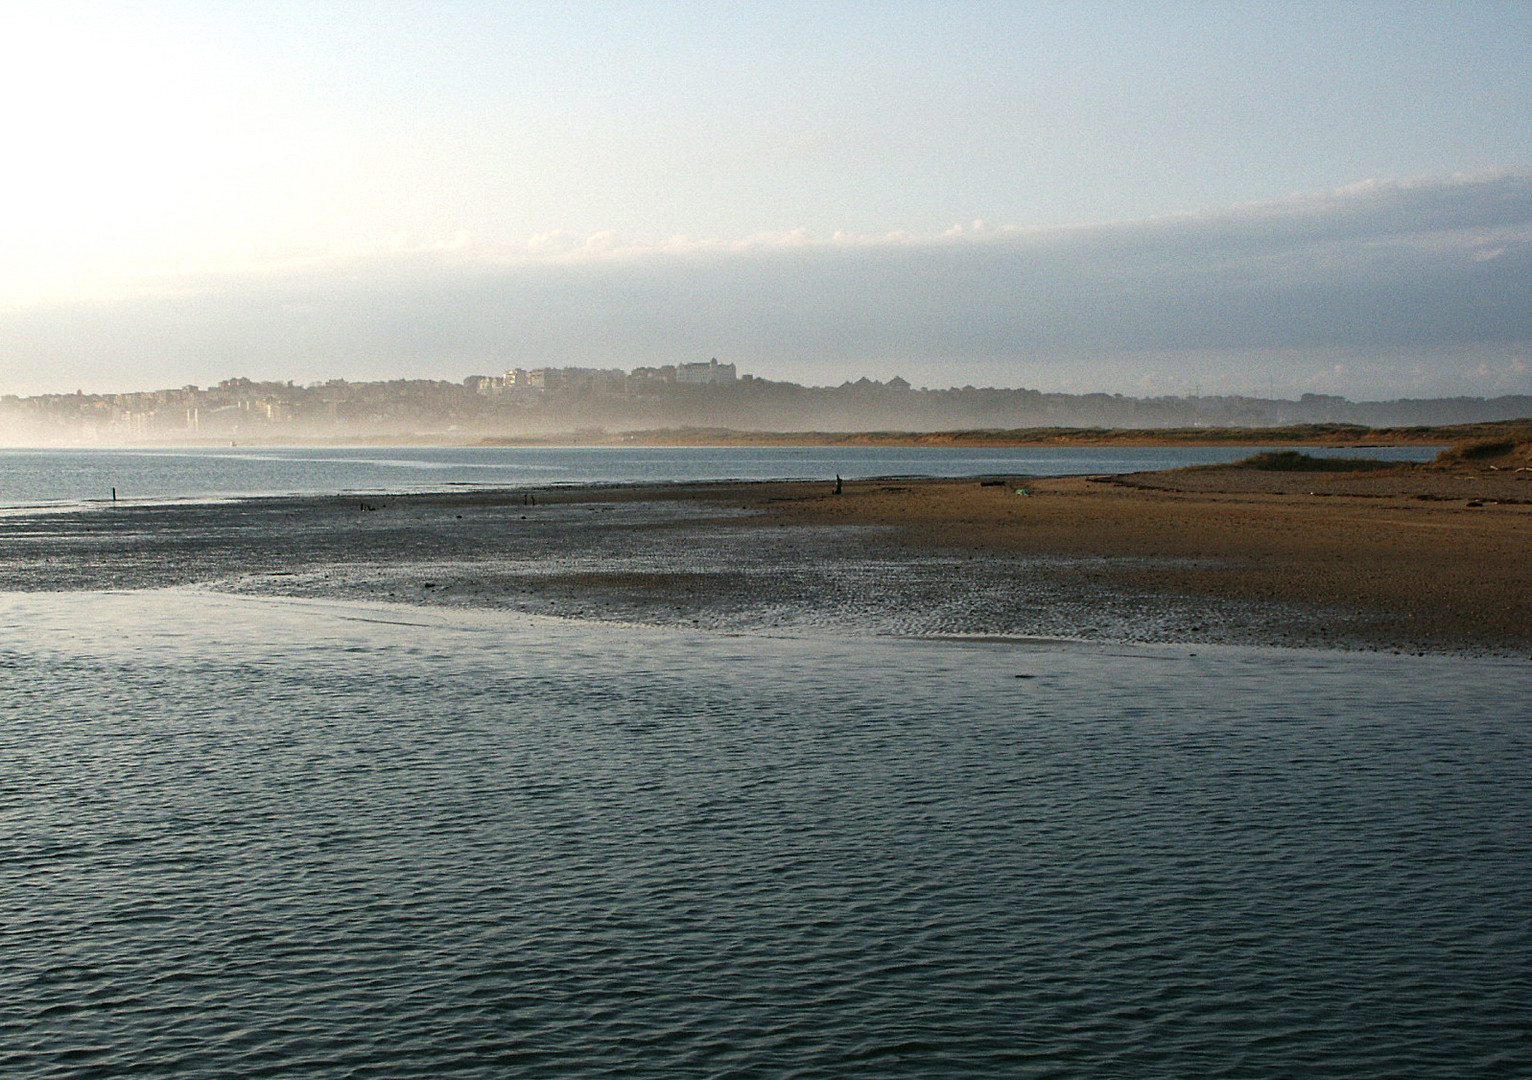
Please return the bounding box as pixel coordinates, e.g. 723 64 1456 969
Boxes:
4 415 1526 452
3 464 1528 657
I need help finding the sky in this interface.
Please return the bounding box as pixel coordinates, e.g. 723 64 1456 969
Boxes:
0 0 1529 400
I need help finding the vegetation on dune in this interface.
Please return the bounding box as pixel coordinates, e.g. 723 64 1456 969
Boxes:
1232 450 1401 472
1458 438 1517 459
1433 428 1532 465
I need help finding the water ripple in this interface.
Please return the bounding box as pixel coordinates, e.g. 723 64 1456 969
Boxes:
1 592 1528 1077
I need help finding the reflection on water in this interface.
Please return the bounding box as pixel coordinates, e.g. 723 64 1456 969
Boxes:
2 591 1527 1078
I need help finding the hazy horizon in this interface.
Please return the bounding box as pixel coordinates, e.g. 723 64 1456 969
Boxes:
2 2 1528 401
11 347 1532 406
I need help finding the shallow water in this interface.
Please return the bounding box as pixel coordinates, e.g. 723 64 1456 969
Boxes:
0 444 1442 507
2 591 1528 1078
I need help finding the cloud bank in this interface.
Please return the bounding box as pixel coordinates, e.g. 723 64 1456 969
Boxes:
4 172 1529 399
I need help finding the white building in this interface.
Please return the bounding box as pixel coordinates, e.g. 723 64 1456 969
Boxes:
674 358 737 386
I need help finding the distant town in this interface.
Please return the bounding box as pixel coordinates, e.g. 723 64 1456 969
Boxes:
3 359 1530 444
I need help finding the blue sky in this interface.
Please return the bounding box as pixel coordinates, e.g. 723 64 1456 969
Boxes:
1 1 1529 398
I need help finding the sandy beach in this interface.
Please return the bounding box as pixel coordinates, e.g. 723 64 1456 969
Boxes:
742 466 1532 652
3 449 1528 656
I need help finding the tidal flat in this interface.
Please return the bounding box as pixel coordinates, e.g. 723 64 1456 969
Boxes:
3 468 1529 1076
1 467 1527 653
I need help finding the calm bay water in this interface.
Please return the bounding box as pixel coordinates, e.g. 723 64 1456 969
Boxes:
3 591 1527 1078
0 444 1442 507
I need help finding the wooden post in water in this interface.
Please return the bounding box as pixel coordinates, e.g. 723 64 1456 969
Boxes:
112 487 117 502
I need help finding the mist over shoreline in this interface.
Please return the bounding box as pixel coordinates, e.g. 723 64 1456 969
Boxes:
4 364 1528 448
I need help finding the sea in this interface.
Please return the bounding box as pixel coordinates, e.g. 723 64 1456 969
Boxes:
4 444 1528 1078
0 443 1442 508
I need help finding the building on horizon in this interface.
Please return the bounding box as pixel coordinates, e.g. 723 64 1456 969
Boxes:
675 359 736 386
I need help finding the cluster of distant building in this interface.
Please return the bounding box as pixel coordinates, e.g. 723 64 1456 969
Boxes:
3 361 1529 444
465 358 738 397
1 360 751 441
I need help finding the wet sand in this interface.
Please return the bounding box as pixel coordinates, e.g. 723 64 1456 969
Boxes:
744 468 1532 653
2 463 1528 655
